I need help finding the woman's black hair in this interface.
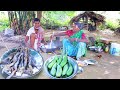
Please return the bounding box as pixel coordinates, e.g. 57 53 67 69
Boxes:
33 18 40 22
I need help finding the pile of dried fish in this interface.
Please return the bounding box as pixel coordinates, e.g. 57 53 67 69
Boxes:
0 47 41 79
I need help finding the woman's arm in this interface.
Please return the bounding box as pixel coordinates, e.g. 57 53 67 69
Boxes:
53 31 66 37
50 31 66 40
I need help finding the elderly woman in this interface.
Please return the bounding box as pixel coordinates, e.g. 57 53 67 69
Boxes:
50 22 88 60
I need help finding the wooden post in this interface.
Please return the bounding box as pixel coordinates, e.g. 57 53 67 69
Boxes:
86 16 89 31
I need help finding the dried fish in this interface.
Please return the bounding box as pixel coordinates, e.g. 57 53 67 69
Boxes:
18 67 25 76
2 65 11 74
24 48 29 70
1 46 41 79
12 52 20 62
6 69 17 79
0 52 16 65
18 54 24 68
24 69 33 76
0 58 10 65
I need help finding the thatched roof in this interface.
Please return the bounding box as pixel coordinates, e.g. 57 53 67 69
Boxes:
69 11 105 26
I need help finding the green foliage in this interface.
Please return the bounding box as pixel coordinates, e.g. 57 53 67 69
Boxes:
96 36 101 42
95 42 104 47
98 24 106 30
0 12 9 32
1 11 120 32
0 25 9 32
41 11 76 26
105 19 120 30
95 36 104 47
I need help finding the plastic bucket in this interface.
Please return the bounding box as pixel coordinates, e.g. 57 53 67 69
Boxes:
110 43 120 56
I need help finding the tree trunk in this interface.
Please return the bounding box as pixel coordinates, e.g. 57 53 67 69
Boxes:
37 11 42 20
8 11 37 35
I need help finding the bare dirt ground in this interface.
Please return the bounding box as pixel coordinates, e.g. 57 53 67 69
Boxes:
0 29 120 79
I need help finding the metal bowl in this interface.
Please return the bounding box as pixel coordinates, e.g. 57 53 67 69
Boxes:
40 45 58 53
44 55 80 79
40 47 57 53
0 48 44 79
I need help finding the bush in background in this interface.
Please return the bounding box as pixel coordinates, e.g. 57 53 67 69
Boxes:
105 19 120 30
0 12 9 32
